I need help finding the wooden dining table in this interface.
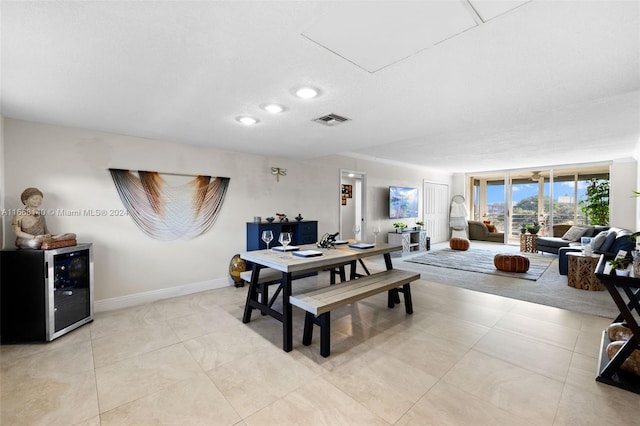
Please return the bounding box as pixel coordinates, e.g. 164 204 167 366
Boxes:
240 242 402 352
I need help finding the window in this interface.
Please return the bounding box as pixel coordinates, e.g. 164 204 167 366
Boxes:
469 166 609 244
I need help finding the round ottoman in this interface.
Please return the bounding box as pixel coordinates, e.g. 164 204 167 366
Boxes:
494 254 530 273
450 237 470 251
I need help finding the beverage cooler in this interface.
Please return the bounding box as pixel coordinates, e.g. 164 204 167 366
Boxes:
1 243 93 343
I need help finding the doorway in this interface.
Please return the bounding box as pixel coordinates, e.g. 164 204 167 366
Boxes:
423 181 450 243
340 169 366 242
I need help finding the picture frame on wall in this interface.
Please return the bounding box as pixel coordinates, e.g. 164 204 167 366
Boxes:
341 184 352 198
341 197 347 206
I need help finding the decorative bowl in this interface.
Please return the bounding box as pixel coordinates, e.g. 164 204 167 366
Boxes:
266 217 275 223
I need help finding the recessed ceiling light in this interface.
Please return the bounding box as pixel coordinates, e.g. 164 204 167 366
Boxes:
236 116 259 125
295 86 319 99
263 104 284 113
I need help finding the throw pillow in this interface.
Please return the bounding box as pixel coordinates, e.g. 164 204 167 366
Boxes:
590 231 607 251
487 224 497 233
562 226 590 241
598 231 618 253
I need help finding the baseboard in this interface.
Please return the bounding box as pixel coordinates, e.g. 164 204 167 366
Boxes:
94 276 232 312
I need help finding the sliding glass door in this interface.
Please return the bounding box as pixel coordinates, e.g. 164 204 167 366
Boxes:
510 175 540 242
552 171 580 225
552 170 610 226
470 165 610 245
471 177 506 234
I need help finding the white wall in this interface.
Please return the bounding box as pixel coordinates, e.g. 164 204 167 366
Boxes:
0 114 4 246
610 159 638 230
2 119 450 310
451 173 467 199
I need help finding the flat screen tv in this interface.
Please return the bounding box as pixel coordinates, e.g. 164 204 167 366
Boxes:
389 186 419 219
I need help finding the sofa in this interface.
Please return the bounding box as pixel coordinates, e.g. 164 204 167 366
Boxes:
536 224 609 255
558 227 636 275
468 221 504 243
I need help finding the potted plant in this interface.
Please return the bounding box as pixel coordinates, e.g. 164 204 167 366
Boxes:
393 222 407 233
520 224 527 234
526 222 540 234
609 257 629 276
415 221 424 230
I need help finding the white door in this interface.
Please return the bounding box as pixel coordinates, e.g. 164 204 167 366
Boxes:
423 181 449 243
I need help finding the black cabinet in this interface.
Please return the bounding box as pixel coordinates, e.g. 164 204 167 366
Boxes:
246 221 318 251
1 244 94 343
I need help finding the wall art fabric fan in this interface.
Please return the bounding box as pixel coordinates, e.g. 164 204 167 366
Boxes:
109 169 230 240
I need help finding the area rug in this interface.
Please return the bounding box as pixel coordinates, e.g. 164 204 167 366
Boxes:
388 242 618 318
406 248 554 281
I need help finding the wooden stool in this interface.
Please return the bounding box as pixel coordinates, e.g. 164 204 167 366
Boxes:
567 252 603 290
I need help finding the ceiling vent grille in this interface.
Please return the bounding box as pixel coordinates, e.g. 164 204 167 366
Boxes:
313 113 350 126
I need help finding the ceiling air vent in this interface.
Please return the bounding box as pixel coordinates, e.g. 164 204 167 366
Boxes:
313 113 350 126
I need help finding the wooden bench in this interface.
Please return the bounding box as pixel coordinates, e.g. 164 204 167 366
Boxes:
289 269 419 357
240 264 349 309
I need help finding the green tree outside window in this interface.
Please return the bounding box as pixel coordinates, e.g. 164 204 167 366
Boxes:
579 179 609 226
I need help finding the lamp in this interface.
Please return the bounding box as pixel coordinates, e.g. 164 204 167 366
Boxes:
271 167 287 182
294 86 319 99
236 116 259 125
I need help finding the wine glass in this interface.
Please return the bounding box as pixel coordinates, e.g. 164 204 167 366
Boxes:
352 224 360 242
373 225 381 244
278 232 292 257
261 230 273 254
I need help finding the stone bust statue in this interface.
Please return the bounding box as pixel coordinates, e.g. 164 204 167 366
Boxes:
12 187 76 249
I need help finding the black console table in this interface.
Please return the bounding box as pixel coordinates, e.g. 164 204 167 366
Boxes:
594 255 640 393
246 221 317 251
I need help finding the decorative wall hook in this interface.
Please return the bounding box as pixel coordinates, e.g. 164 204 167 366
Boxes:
271 167 287 182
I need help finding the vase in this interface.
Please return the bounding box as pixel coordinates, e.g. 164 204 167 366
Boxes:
228 254 247 287
615 269 630 277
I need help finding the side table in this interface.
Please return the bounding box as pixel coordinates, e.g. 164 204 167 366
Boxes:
520 233 537 253
567 252 604 291
594 256 640 394
388 230 429 257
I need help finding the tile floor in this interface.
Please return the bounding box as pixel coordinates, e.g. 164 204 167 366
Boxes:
1 265 639 425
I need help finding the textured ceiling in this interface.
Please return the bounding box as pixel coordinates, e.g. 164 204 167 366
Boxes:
1 1 639 174
302 1 478 73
